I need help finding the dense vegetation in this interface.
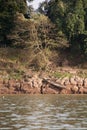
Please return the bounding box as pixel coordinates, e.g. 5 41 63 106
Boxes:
0 0 87 72
41 0 87 54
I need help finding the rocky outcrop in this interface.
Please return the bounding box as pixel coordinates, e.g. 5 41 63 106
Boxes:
41 76 87 94
0 74 87 94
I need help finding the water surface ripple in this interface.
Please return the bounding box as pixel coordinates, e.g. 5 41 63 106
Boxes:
0 95 87 130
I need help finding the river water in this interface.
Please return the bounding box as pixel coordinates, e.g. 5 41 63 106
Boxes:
0 95 87 130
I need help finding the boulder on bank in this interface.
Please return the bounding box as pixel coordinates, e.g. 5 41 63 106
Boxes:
0 73 87 94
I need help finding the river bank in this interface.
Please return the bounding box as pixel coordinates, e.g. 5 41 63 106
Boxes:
0 47 87 94
0 70 87 94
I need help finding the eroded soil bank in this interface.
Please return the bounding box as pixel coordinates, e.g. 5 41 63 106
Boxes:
0 70 87 94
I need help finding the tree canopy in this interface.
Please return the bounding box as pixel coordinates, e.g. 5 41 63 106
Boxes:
0 0 31 45
46 0 87 53
0 0 87 55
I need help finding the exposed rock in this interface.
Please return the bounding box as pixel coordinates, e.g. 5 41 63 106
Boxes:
83 78 87 88
83 88 87 94
14 82 21 92
64 79 70 86
66 85 72 91
75 76 83 87
8 79 16 88
61 77 69 85
71 85 78 93
79 87 84 94
60 89 72 94
70 77 77 85
41 82 60 94
0 73 87 94
79 87 87 94
56 78 62 83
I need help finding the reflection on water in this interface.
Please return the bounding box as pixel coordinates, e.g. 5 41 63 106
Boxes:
0 95 87 130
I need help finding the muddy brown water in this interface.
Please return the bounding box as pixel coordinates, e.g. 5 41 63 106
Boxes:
0 95 87 130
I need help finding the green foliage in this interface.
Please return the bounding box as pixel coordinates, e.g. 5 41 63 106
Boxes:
0 0 87 71
83 32 87 54
0 0 17 44
47 0 66 30
53 71 72 78
0 0 27 45
77 70 87 78
15 0 27 14
47 0 87 54
66 0 85 39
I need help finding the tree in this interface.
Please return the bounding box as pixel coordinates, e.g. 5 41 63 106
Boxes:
0 0 30 46
47 0 66 29
46 0 87 53
65 0 85 52
0 0 18 45
25 5 34 18
38 1 48 14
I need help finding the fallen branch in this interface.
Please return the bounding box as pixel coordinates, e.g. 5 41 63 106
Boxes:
42 78 66 89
